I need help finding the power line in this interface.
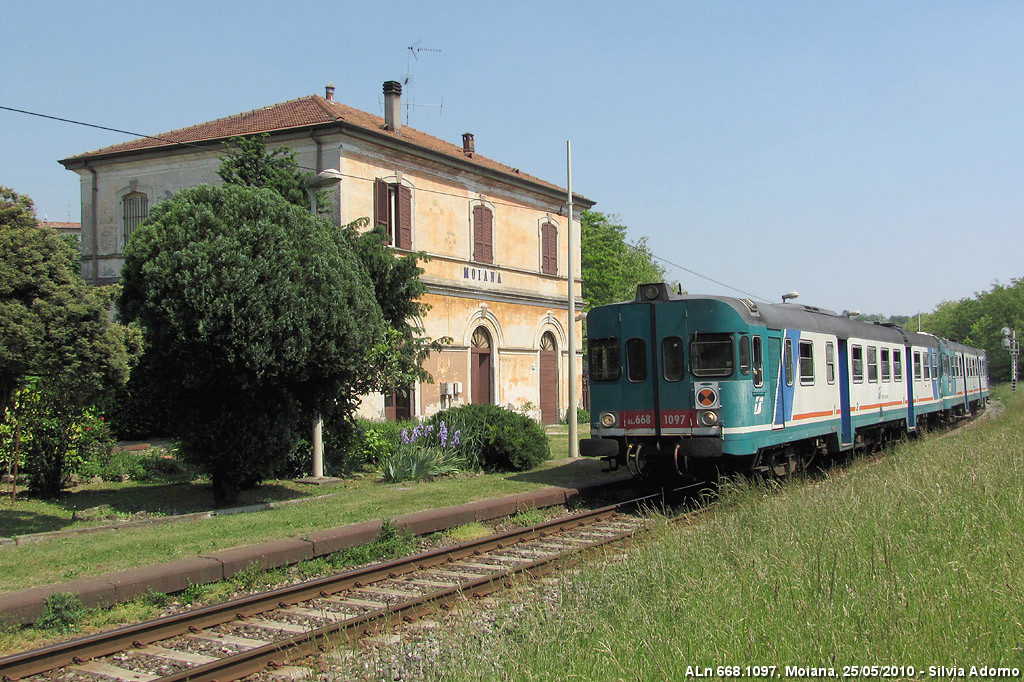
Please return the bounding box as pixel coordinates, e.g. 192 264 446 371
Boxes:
3 103 769 302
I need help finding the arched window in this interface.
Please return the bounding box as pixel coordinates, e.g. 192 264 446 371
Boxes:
122 192 148 249
473 205 493 264
541 222 557 275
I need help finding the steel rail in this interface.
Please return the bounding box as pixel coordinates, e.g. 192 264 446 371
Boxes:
0 499 651 681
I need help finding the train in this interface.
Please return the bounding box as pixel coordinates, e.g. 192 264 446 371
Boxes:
579 283 990 479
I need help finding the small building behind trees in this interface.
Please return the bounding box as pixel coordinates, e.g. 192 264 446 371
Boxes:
59 82 593 423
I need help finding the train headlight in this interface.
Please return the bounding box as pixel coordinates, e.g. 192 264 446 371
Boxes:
600 412 618 428
699 410 720 427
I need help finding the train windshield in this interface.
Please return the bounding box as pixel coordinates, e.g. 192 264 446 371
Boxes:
690 333 734 377
589 338 621 382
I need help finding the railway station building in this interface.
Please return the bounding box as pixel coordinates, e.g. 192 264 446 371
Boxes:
59 82 592 424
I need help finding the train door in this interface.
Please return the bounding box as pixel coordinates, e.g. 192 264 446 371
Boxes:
619 303 657 434
905 345 916 431
768 336 785 430
653 302 691 433
838 338 852 447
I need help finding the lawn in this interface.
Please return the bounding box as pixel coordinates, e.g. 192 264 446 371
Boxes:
424 388 1024 679
0 427 606 592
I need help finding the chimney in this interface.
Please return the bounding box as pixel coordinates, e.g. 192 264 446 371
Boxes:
325 83 335 102
462 132 475 155
383 80 402 132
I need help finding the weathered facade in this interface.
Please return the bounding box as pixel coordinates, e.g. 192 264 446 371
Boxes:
60 82 593 423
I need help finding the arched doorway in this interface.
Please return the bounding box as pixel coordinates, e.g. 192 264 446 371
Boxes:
471 327 492 405
539 332 558 424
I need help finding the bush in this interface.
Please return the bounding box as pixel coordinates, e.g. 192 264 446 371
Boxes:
2 385 116 496
426 404 549 472
563 407 590 424
35 592 84 633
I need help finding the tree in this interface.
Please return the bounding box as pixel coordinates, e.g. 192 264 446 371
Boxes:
580 210 667 310
217 134 327 213
1 186 139 495
119 184 390 504
218 135 443 393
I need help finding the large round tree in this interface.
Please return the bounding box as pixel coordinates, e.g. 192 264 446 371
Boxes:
119 184 388 504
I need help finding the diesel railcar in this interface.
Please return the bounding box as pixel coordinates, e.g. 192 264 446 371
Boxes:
580 283 989 478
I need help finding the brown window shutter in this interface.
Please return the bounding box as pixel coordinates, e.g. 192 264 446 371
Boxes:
474 205 493 263
542 222 557 275
397 184 413 250
374 179 390 238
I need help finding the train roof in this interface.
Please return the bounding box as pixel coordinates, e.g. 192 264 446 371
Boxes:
607 284 948 346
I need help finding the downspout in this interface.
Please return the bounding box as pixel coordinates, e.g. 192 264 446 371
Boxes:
87 164 99 285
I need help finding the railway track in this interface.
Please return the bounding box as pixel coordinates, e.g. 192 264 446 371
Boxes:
0 498 665 682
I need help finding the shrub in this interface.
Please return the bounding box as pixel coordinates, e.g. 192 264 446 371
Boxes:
563 406 590 424
426 404 549 472
35 592 84 633
3 385 116 496
80 449 148 483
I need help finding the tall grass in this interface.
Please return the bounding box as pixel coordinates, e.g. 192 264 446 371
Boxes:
429 391 1024 679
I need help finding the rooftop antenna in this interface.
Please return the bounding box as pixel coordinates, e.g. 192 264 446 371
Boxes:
403 40 443 125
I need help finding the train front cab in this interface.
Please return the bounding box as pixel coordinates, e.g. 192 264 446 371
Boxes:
582 284 774 478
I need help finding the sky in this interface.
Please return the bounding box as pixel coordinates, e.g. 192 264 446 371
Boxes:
2 1 1022 316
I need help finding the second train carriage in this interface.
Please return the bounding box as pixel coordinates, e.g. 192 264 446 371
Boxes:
580 283 989 478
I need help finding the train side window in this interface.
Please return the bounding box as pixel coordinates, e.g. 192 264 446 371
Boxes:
798 340 814 385
894 349 903 382
739 336 751 375
914 351 922 380
625 338 648 383
690 333 734 378
588 338 621 382
881 348 891 382
662 336 684 382
932 355 938 379
851 345 864 383
784 339 794 387
867 346 878 383
923 354 931 381
752 336 764 387
825 342 836 384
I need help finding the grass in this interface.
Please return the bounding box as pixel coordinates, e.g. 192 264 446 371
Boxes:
0 433 616 592
423 388 1024 680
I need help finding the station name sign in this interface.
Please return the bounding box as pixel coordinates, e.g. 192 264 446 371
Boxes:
463 267 503 284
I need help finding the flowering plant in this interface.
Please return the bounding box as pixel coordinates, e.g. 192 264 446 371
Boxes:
379 420 464 483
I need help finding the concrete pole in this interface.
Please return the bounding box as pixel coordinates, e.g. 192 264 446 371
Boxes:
567 141 578 459
309 190 325 479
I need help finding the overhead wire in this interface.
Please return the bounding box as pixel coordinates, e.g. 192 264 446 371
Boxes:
4 103 773 303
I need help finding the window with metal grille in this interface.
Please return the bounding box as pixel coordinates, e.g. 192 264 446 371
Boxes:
589 338 621 382
541 222 557 275
122 192 148 248
472 205 493 263
374 178 412 249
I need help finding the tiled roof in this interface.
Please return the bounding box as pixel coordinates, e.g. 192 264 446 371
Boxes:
43 221 81 229
64 94 585 199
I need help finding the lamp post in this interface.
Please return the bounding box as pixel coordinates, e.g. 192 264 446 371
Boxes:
1002 327 1019 393
305 169 344 482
